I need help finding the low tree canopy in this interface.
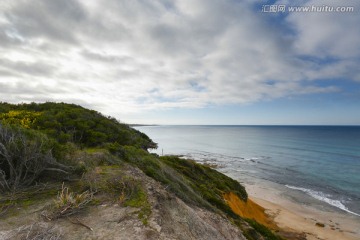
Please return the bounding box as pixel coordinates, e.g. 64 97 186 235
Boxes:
0 102 157 150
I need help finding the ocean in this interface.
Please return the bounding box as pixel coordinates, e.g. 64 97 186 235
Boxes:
134 125 360 217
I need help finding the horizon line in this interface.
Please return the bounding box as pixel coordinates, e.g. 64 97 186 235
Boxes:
131 124 360 127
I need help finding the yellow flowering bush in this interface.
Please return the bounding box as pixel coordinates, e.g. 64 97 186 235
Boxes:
0 110 42 128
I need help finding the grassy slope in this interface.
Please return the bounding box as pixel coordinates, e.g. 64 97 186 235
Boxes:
0 102 281 240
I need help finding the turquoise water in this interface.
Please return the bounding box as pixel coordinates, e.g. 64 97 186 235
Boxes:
135 125 360 217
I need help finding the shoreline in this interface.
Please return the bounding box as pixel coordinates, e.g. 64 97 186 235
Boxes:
245 183 360 240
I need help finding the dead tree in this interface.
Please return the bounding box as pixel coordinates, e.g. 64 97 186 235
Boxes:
0 124 71 192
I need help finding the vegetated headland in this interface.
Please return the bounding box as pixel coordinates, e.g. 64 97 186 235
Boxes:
0 102 323 239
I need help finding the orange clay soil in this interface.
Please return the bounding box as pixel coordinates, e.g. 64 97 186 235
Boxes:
223 192 278 230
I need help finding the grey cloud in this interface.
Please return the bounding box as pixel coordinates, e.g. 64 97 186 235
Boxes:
0 29 24 47
0 81 69 95
4 0 87 44
81 50 137 65
0 58 55 77
0 78 99 110
285 0 360 58
0 0 358 115
0 69 19 77
0 84 54 103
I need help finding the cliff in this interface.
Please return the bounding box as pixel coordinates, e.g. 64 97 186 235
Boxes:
0 102 284 240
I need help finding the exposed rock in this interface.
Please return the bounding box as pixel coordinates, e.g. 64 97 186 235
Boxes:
315 222 325 227
0 164 247 240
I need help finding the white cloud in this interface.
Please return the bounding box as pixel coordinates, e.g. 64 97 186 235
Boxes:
285 0 360 58
0 0 359 119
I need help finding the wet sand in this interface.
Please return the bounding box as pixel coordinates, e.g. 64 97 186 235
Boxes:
246 184 360 240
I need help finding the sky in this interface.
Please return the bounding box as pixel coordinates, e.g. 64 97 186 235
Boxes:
0 0 360 125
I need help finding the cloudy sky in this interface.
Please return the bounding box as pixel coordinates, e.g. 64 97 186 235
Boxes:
1 0 359 124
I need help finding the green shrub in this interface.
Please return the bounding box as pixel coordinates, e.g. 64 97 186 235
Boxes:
0 124 71 192
81 166 151 225
0 102 157 150
245 219 283 240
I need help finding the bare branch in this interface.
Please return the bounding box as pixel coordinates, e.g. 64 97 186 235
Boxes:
44 168 70 174
0 124 71 192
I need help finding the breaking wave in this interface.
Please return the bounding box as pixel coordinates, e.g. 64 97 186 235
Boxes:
285 185 360 217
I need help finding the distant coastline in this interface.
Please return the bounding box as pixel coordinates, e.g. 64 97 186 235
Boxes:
128 124 158 127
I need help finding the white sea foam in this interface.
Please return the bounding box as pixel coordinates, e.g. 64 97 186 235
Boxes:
285 185 360 217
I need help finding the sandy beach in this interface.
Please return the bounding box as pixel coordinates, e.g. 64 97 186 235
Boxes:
245 184 360 240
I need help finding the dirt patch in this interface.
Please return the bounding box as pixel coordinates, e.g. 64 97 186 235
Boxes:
224 192 307 240
223 192 277 229
0 164 248 240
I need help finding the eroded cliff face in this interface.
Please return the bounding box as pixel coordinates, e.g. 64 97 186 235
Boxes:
224 192 277 229
0 164 247 240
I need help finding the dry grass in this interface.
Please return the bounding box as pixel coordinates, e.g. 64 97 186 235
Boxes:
45 183 93 220
81 166 139 205
80 166 152 225
0 183 59 218
0 204 11 217
3 222 62 240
